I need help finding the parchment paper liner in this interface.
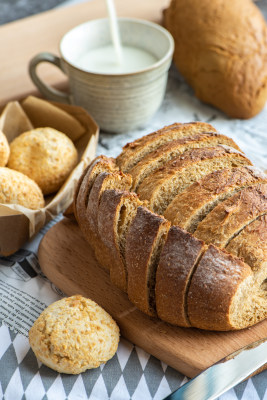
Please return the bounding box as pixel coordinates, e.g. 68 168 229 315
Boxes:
0 96 99 255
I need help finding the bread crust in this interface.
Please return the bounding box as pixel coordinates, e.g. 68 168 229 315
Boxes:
126 207 170 316
98 190 144 291
86 171 132 271
194 184 267 247
155 226 205 326
226 215 267 271
116 122 217 172
74 156 117 236
187 245 252 330
138 146 252 215
164 0 267 118
129 133 242 191
164 166 267 232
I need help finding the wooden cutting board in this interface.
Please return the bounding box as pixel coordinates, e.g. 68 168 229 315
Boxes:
38 217 267 378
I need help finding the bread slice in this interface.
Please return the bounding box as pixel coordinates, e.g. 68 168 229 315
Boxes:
129 132 242 191
194 184 267 248
226 214 267 271
187 245 266 330
155 226 205 327
98 189 144 292
87 171 132 238
116 122 218 172
86 171 132 271
74 155 117 228
126 207 170 316
164 166 267 232
137 146 252 215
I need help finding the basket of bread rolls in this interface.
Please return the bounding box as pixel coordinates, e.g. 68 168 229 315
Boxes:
0 95 99 256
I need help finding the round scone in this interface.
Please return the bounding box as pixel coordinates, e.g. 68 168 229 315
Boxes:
29 295 120 374
0 131 10 167
8 127 78 195
0 167 44 209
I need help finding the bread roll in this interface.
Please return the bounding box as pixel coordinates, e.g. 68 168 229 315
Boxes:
8 127 78 195
164 0 267 118
0 167 44 210
29 295 120 374
0 131 9 166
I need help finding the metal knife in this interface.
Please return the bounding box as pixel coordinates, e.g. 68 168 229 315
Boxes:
163 337 267 400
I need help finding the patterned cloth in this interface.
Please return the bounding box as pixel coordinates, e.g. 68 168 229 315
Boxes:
0 320 266 400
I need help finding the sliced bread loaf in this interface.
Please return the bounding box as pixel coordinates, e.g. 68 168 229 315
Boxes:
137 146 252 215
194 184 267 247
129 132 242 191
126 207 170 316
164 167 267 232
155 226 205 327
98 189 144 292
116 122 218 172
187 244 266 330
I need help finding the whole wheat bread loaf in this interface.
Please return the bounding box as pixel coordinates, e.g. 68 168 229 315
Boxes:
74 122 266 331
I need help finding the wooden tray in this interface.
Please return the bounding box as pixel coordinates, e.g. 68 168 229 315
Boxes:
38 218 267 378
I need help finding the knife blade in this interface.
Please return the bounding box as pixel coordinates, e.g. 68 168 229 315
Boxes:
163 337 267 400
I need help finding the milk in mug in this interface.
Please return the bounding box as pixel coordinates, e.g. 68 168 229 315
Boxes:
74 0 157 74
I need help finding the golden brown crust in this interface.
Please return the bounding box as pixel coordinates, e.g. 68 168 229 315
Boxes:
137 146 251 215
129 132 242 191
187 245 252 330
155 226 205 327
8 127 78 195
164 0 267 119
126 207 170 316
29 295 120 374
116 122 217 172
74 156 117 234
194 184 267 247
0 167 44 210
164 166 267 232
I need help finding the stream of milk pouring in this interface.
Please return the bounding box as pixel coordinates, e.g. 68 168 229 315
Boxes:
105 0 123 64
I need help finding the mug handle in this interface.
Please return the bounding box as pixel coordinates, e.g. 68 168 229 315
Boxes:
29 52 72 104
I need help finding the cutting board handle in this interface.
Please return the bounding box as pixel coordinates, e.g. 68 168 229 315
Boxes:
29 52 71 104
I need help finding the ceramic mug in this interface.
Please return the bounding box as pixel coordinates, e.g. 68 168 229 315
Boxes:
29 18 174 133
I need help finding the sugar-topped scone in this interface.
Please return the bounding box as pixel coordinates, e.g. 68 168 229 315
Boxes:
0 167 44 209
0 131 10 167
8 127 78 195
29 295 120 374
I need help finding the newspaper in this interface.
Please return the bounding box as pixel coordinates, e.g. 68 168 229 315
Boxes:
0 216 64 337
